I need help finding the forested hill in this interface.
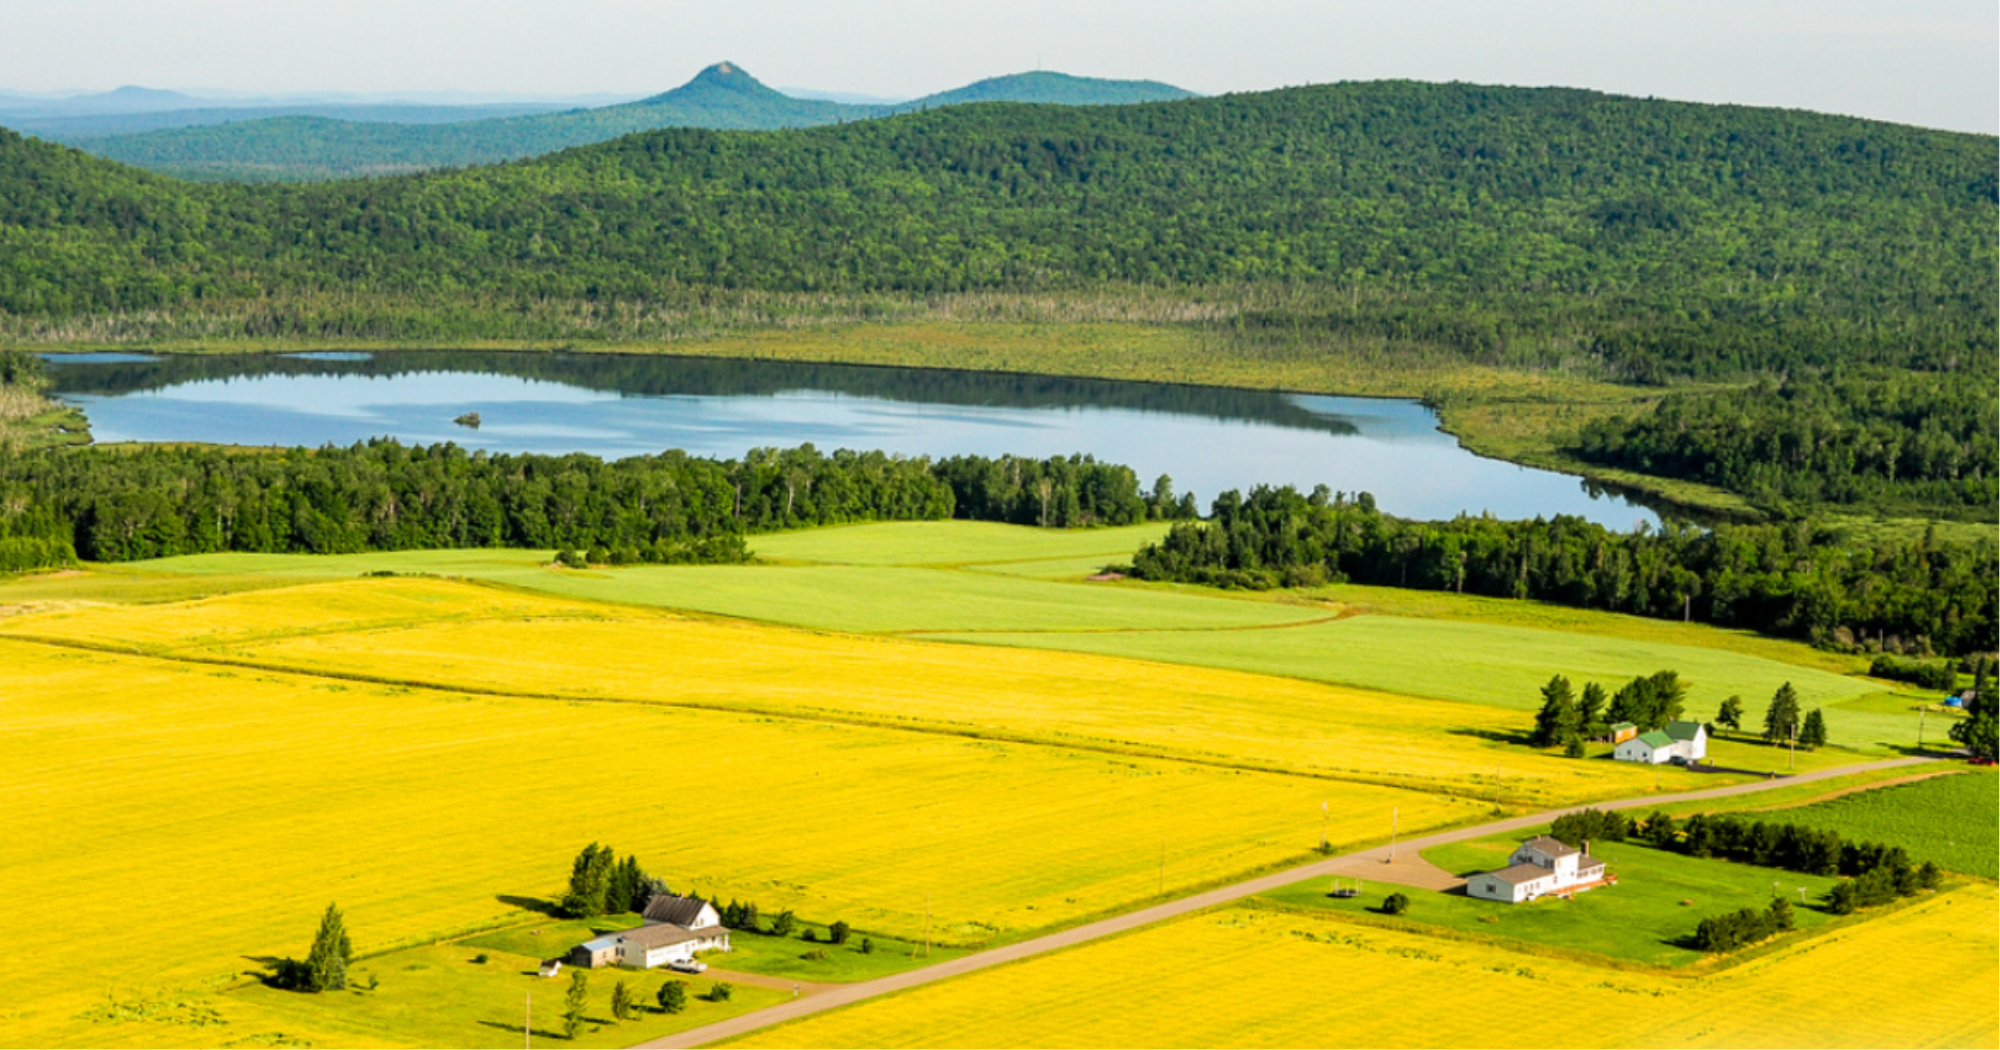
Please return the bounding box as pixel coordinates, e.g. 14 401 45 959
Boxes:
5 80 1991 360
54 64 1197 181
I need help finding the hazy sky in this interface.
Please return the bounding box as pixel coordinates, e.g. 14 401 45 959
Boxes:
3 0 1992 133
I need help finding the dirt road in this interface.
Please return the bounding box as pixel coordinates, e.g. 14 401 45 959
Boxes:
640 755 1942 1049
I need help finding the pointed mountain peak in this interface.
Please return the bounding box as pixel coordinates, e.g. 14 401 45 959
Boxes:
637 62 787 106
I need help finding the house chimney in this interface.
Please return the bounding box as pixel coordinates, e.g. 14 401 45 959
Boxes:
1583 839 1590 858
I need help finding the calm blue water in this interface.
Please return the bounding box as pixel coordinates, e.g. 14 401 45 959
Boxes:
42 351 1658 528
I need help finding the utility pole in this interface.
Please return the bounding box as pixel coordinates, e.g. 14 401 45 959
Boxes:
1320 799 1329 852
1386 807 1399 863
1158 837 1165 895
925 893 932 958
1918 706 1927 753
1789 719 1797 771
525 992 531 1050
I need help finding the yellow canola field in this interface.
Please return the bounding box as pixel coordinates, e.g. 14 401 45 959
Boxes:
731 887 2000 1049
0 636 1478 1048
0 577 1685 806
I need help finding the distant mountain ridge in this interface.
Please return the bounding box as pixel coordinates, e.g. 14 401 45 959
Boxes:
34 63 1199 181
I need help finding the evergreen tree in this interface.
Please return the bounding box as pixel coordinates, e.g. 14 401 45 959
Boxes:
304 902 352 993
1950 664 1998 761
656 980 688 1014
606 855 647 915
1577 682 1608 739
1607 671 1687 731
1763 683 1802 744
1716 695 1745 732
1800 708 1828 749
610 979 636 1022
562 970 589 1040
1531 674 1579 748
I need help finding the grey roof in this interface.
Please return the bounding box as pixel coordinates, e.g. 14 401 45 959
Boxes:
578 935 620 952
642 894 715 928
1521 835 1580 860
617 922 729 950
1485 862 1557 885
1665 721 1705 741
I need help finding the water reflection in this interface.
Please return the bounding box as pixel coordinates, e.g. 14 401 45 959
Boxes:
43 351 1659 528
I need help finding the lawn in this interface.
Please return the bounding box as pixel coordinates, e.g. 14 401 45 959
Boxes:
228 942 784 1049
1731 771 1999 879
0 619 1498 1046
1262 837 1847 967
721 885 1999 1049
0 576 1711 806
709 924 968 983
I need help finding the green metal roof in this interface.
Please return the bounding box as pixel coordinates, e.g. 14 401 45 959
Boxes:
1665 721 1704 741
1635 730 1675 748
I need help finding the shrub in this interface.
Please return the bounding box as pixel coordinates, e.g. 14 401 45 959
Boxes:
656 980 688 1015
1382 892 1410 916
706 981 733 1003
860 938 875 954
768 910 796 937
471 953 488 965
800 949 829 961
1550 808 1631 846
828 920 851 945
1870 654 1958 690
800 928 817 943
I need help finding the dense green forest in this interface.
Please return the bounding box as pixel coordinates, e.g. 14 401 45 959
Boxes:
1574 371 1998 518
53 66 1197 181
1 80 1994 519
0 439 1176 570
1126 486 1996 657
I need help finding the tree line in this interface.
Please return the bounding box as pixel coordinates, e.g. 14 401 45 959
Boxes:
1126 485 1997 657
0 439 1184 571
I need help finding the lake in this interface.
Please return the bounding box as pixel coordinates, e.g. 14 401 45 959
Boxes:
42 350 1658 528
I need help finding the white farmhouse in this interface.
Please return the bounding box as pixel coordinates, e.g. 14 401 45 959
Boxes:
1466 835 1609 904
568 893 733 969
1612 720 1708 765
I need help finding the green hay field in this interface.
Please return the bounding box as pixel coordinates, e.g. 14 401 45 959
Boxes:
1735 772 1999 878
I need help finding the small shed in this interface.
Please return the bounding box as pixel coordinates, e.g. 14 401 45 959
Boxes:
1609 722 1639 745
567 935 619 969
538 958 563 978
1614 730 1679 765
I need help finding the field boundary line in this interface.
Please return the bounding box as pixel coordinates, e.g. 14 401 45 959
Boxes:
0 632 1550 805
636 754 1943 1050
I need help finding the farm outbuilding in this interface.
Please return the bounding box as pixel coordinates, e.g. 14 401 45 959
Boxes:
1613 721 1707 764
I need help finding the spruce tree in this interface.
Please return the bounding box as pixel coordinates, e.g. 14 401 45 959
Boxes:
1763 683 1802 744
610 979 636 1022
1577 682 1608 739
304 902 352 993
1800 708 1828 749
1531 674 1579 748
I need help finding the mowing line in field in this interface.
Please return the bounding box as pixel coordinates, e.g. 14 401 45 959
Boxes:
0 630 1547 805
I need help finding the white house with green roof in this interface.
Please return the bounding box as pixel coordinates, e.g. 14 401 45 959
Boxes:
1612 720 1707 764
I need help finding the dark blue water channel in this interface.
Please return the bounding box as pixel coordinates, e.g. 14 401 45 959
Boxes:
42 351 1658 528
